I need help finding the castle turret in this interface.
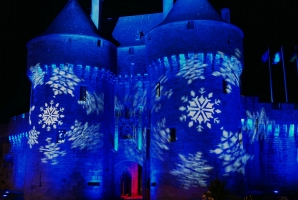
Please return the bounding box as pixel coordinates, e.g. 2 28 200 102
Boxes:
25 0 116 199
146 0 245 199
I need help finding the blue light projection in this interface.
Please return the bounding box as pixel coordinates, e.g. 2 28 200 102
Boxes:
8 132 28 144
170 152 212 189
210 128 252 175
28 63 45 88
152 118 170 160
29 105 35 125
46 64 82 97
212 50 242 93
244 108 269 143
152 76 173 113
179 88 221 132
78 91 104 115
39 138 66 165
66 120 102 151
176 53 207 84
38 100 65 131
28 126 40 148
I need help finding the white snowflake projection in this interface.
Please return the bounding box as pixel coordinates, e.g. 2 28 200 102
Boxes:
244 108 269 143
39 138 66 165
28 63 45 88
28 126 40 148
152 118 170 160
29 105 35 125
132 81 147 113
210 129 252 175
46 64 82 97
179 88 221 132
170 152 213 189
66 120 102 151
176 54 207 84
38 100 65 131
212 50 243 93
78 91 104 115
152 76 173 113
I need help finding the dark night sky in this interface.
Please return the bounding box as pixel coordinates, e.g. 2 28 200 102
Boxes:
0 0 297 123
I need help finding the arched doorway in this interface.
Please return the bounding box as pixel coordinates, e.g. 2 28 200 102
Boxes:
121 171 132 197
115 161 143 199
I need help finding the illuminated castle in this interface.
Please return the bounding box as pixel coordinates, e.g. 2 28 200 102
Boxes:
0 0 298 199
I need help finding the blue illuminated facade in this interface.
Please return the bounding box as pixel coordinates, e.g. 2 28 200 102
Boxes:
0 0 298 199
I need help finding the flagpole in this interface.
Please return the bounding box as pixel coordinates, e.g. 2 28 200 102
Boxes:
281 46 288 102
295 46 298 75
268 48 274 103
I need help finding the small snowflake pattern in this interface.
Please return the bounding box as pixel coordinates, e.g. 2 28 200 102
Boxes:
46 64 82 97
212 50 242 93
170 152 213 189
28 63 45 88
78 91 104 115
152 76 173 113
66 120 102 151
39 138 66 165
176 53 207 84
28 126 40 148
210 128 253 175
179 88 221 132
152 118 170 160
38 100 64 131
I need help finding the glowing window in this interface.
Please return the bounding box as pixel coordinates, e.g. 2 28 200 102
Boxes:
289 124 294 137
80 86 87 101
247 119 253 129
169 128 176 142
267 124 272 133
274 124 280 137
57 129 66 143
129 47 134 54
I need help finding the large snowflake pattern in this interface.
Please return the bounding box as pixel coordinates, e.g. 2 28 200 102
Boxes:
28 63 45 88
179 88 221 132
46 64 82 97
170 152 213 189
39 138 66 165
78 91 104 115
210 128 253 175
38 100 64 131
66 120 102 151
212 50 243 93
28 126 40 148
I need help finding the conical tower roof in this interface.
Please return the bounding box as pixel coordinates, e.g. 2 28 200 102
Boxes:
42 0 100 37
160 0 225 26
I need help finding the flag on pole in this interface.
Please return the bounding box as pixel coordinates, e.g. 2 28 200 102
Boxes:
261 48 274 102
262 49 269 63
272 51 281 64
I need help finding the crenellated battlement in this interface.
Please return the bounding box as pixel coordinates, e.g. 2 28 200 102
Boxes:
147 51 243 83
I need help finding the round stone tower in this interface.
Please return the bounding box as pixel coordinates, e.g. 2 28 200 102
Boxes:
146 0 245 199
25 0 116 199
